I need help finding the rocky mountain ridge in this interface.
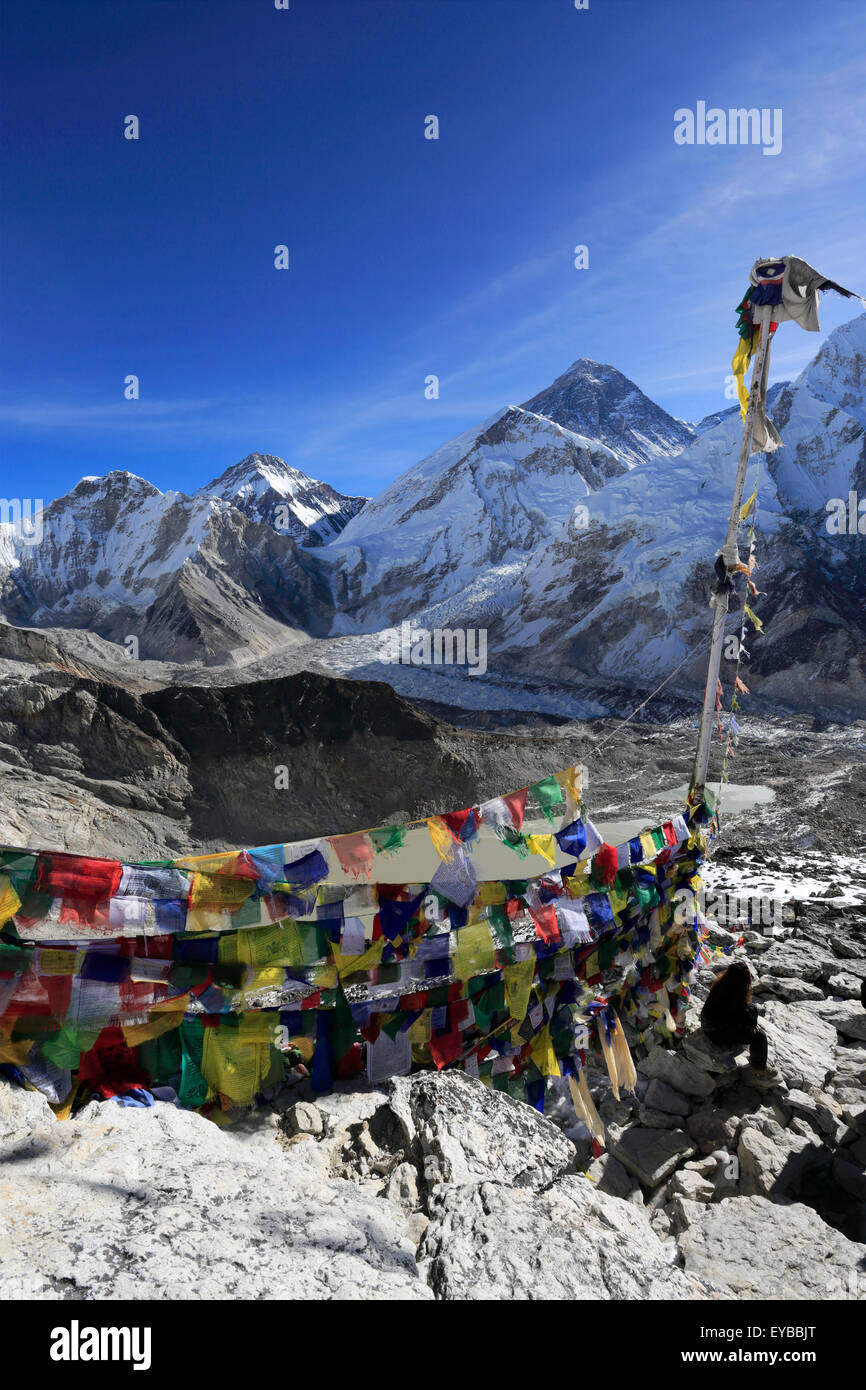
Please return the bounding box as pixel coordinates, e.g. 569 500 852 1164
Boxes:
0 356 696 674
520 355 698 465
200 452 366 545
1 325 864 717
0 621 596 857
0 469 337 663
321 317 866 720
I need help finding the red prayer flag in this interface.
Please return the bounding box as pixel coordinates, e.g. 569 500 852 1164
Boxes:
530 901 560 945
399 991 429 1011
35 852 123 902
503 790 528 830
429 1026 463 1070
592 844 618 887
441 809 473 838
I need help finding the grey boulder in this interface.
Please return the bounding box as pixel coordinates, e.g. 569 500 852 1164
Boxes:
678 1196 866 1299
737 1113 830 1198
419 1177 722 1301
759 1000 837 1091
0 1096 430 1301
638 1045 716 1098
389 1069 576 1190
610 1125 696 1187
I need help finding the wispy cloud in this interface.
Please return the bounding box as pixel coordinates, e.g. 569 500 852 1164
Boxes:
290 22 866 463
0 398 219 430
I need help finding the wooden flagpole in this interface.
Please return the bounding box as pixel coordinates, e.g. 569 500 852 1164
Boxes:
689 303 773 805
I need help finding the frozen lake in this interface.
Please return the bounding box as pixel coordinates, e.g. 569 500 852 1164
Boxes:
595 783 776 844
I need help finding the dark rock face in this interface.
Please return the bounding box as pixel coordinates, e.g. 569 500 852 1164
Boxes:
521 357 697 466
0 626 594 856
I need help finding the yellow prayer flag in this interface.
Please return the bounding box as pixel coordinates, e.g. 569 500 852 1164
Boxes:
239 1011 281 1044
529 1024 560 1078
609 886 628 916
557 765 583 812
568 1071 605 1144
0 876 21 929
744 603 764 633
311 962 337 989
639 832 656 861
597 1016 620 1101
526 833 556 866
174 850 237 875
562 863 591 896
190 872 255 909
331 936 385 980
122 998 188 1048
50 1080 83 1122
0 1034 34 1068
453 921 496 983
731 335 753 417
201 1028 265 1107
739 485 758 523
427 817 456 862
479 880 507 906
504 958 535 1022
408 1006 430 1045
38 949 81 976
246 966 286 994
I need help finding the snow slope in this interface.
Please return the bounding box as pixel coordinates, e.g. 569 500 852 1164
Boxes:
200 453 366 545
0 471 334 661
319 317 866 717
1 328 863 715
326 359 696 632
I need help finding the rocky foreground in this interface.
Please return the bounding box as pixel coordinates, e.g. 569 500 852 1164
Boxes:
1 626 865 1300
1 895 864 1302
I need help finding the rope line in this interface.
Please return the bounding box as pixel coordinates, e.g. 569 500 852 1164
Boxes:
584 474 765 854
587 632 716 761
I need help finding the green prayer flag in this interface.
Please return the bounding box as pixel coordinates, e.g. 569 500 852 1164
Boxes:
598 938 617 970
0 940 31 973
530 776 565 822
370 826 407 855
500 826 530 858
327 984 357 1067
382 1012 406 1041
178 1018 209 1108
487 903 513 950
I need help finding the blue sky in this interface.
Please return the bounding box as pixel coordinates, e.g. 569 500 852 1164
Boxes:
1 0 864 506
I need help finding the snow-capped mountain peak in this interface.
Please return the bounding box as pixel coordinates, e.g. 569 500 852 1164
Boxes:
325 359 697 630
3 323 863 716
791 312 866 431
519 357 697 467
200 452 366 546
0 462 337 661
204 452 313 501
